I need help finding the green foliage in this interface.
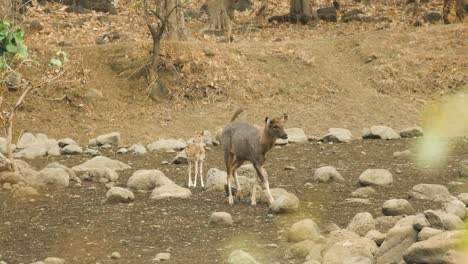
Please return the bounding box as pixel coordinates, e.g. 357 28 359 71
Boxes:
0 21 28 70
49 50 67 68
130 0 142 9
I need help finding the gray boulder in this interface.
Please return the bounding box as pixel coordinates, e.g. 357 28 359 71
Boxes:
362 126 400 140
58 138 78 148
259 188 290 204
44 258 66 264
147 138 186 152
459 160 468 178
150 183 191 199
409 184 453 202
79 168 118 182
16 132 39 149
417 227 443 241
45 139 60 156
129 144 147 154
72 156 130 172
35 168 70 187
96 132 120 146
14 145 47 159
127 170 173 190
45 162 78 182
382 199 415 216
457 193 468 206
365 230 386 246
285 240 322 260
351 187 376 198
287 219 321 243
346 212 376 236
375 216 418 264
206 168 227 191
359 169 393 187
171 150 188 164
322 237 378 264
400 126 424 138
268 192 300 214
321 128 353 143
60 144 83 155
323 229 360 253
413 213 430 231
313 166 344 183
403 231 462 264
445 198 466 219
285 128 308 143
227 250 260 264
424 210 464 231
106 187 134 203
209 212 233 226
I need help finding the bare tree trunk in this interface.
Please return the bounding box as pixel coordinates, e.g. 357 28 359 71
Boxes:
443 0 465 24
147 23 163 80
165 0 187 40
290 0 313 24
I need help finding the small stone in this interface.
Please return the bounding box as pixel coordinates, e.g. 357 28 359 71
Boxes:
227 250 260 264
269 192 300 214
417 227 443 241
111 252 121 259
44 258 66 264
457 193 468 206
359 169 393 187
400 126 424 138
153 252 171 261
313 166 344 183
60 144 83 155
287 219 321 242
393 150 412 158
413 213 430 231
347 212 376 236
321 128 353 143
362 126 400 140
409 184 452 202
106 187 134 203
2 182 12 190
382 199 415 216
351 187 376 198
366 230 386 246
284 165 297 170
209 212 234 226
117 148 128 154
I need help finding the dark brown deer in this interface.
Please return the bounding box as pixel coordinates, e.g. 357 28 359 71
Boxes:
221 108 288 205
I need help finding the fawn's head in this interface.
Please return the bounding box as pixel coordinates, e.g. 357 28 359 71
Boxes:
265 114 288 139
191 130 205 143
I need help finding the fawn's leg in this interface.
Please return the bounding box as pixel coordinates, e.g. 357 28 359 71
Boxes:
194 158 199 187
199 158 204 188
188 160 193 187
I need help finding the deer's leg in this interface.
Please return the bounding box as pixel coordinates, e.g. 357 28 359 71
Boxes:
188 160 193 187
225 152 235 205
253 163 274 204
251 177 258 206
232 158 245 191
194 158 199 187
199 158 204 188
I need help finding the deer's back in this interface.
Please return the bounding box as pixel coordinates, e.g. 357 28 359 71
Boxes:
222 121 261 159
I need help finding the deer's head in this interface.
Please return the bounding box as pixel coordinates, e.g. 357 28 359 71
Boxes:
265 114 288 140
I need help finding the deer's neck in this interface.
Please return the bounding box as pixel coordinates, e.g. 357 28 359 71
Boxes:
259 126 276 154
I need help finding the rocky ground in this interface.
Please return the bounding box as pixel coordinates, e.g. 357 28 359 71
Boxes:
0 128 467 264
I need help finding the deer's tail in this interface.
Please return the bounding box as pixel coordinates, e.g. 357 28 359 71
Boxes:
230 108 244 123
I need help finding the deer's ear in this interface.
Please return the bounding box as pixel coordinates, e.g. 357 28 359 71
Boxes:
265 117 271 125
282 114 289 122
